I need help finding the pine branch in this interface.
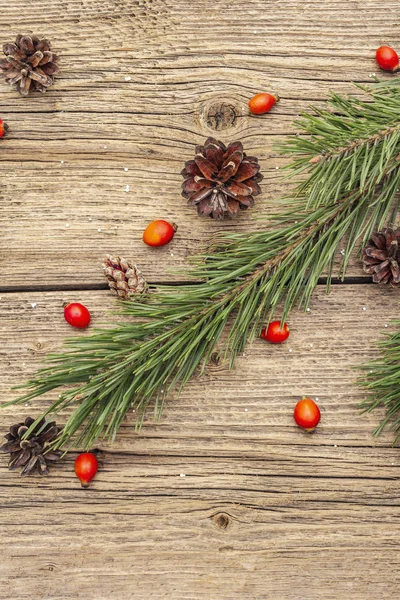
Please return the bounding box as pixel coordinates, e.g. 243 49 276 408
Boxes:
5 78 400 450
358 322 400 443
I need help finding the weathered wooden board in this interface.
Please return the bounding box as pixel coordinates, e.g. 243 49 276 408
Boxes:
1 285 400 599
2 0 400 598
1 0 398 288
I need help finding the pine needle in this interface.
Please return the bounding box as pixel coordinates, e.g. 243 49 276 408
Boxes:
358 322 400 444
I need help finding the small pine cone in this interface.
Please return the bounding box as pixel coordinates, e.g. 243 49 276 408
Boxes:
181 137 263 220
0 35 59 96
0 417 61 476
362 228 400 285
103 255 148 299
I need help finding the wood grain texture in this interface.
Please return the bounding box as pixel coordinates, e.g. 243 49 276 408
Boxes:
1 0 398 288
1 285 400 599
2 1 400 598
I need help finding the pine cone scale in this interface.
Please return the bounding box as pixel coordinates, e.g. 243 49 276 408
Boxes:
364 247 387 260
3 44 23 60
37 424 59 443
227 198 239 216
37 455 49 476
9 449 30 470
0 439 21 453
21 455 39 476
188 187 214 204
198 197 214 216
195 156 219 179
390 261 400 282
27 51 43 66
7 71 22 85
235 160 260 182
182 137 263 220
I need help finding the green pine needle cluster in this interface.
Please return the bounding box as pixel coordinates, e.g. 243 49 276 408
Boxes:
359 323 400 443
5 78 400 450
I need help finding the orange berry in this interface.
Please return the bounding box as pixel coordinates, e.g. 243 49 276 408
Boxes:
261 320 290 343
143 220 177 247
74 452 98 488
294 397 321 431
64 302 91 329
248 93 279 115
376 46 399 72
0 119 8 138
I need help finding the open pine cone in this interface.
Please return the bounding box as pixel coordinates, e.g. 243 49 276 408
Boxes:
0 35 59 96
181 137 263 220
362 228 400 285
0 417 61 476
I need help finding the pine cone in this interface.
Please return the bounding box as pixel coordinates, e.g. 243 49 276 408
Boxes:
0 417 61 476
103 255 148 298
0 35 59 96
362 228 400 285
181 137 263 220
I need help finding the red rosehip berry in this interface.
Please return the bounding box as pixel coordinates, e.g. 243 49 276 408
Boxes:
143 220 177 247
64 302 91 329
248 92 279 115
261 320 290 344
294 397 321 431
74 452 98 488
0 119 8 138
376 45 399 72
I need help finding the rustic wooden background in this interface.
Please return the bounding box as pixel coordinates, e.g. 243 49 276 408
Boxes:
1 1 400 598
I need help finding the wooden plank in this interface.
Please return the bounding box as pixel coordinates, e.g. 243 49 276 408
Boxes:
1 284 400 598
1 284 399 448
1 0 396 288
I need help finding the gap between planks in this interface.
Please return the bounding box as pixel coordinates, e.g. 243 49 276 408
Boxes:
0 276 374 294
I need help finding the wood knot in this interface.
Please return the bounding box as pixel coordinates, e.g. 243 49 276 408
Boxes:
213 512 231 530
29 340 45 353
205 102 237 131
40 562 57 572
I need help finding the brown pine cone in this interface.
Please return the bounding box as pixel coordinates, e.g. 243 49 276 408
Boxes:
181 137 263 220
103 255 148 299
0 35 59 96
0 417 61 476
362 228 400 285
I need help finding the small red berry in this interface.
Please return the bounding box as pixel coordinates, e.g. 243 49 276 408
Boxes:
261 320 290 344
0 119 8 138
294 397 321 431
64 302 91 329
248 93 279 115
74 452 98 488
143 220 177 247
376 46 399 72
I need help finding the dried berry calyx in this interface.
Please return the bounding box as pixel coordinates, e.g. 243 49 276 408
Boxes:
181 137 263 220
362 227 400 285
0 417 61 476
0 34 59 96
